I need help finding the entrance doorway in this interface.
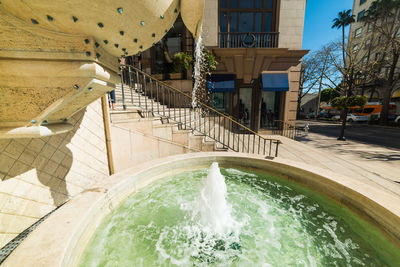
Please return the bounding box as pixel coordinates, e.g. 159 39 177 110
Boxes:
239 87 252 127
260 91 280 129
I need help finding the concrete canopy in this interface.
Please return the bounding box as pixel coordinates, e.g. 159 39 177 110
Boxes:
0 0 204 138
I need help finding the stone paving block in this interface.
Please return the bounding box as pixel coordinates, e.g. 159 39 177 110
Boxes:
50 150 66 164
39 144 57 159
7 161 30 178
4 140 25 160
1 196 27 216
28 139 45 153
0 178 19 195
17 149 36 166
0 154 15 175
14 138 32 147
0 140 11 153
12 180 33 199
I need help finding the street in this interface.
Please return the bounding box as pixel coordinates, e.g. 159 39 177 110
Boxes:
297 120 400 150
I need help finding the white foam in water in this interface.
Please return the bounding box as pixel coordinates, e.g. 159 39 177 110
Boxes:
193 162 236 235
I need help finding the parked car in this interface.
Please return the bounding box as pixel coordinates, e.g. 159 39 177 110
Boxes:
332 114 368 122
395 115 400 124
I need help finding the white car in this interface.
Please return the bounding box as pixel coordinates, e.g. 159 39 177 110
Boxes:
395 115 400 124
332 114 368 122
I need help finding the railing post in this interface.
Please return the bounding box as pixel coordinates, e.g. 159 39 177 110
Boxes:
150 78 154 114
275 141 279 157
184 96 187 129
143 74 148 114
168 87 171 118
136 71 141 107
128 66 133 105
156 81 159 114
119 65 126 110
162 85 165 116
263 139 266 155
269 140 272 157
247 134 250 153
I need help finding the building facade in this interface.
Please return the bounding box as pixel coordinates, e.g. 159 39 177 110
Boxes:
137 0 308 132
349 0 400 115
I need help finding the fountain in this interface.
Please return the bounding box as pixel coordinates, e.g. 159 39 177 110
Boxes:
77 161 400 266
192 29 205 108
193 162 236 235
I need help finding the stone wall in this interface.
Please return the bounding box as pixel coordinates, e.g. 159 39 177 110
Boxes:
0 100 109 248
202 0 219 47
278 0 307 49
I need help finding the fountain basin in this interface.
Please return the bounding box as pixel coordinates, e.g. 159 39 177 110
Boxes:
3 152 400 266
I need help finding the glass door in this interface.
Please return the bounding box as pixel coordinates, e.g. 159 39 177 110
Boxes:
239 88 252 127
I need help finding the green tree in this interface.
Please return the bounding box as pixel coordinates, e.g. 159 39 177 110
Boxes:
321 88 340 103
361 0 400 124
332 10 355 68
332 10 356 140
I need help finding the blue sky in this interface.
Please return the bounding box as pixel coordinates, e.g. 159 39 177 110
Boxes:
302 0 354 52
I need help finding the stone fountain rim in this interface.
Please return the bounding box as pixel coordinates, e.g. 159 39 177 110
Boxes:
3 152 400 266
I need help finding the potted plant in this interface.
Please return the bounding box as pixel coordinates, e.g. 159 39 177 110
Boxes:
170 52 193 79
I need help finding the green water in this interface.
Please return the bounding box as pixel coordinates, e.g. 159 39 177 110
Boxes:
80 167 399 267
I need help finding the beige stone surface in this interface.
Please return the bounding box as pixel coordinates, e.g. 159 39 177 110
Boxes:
202 0 219 47
0 100 109 248
278 0 307 49
2 152 400 267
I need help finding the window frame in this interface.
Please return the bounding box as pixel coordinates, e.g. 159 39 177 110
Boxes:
354 27 363 38
219 0 277 33
357 10 365 22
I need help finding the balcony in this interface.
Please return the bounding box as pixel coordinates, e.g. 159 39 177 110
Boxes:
219 32 279 48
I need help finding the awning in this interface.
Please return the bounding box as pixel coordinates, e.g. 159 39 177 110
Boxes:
207 74 235 92
262 73 289 91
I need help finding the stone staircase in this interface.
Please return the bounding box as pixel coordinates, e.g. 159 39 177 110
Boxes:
110 85 226 154
110 65 281 161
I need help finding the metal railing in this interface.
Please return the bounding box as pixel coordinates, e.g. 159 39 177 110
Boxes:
118 64 281 157
219 32 279 48
273 120 297 139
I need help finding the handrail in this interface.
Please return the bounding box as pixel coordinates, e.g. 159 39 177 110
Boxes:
121 64 280 143
273 120 296 139
118 64 281 156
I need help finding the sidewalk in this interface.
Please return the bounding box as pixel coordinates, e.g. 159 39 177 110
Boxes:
261 133 400 197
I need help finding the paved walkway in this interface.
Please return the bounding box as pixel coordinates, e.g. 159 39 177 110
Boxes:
261 132 400 197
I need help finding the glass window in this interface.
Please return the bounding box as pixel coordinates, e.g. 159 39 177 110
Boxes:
360 0 367 5
364 39 371 48
212 92 230 113
230 12 238 32
266 0 273 8
354 27 362 38
352 44 360 53
255 13 262 32
261 91 280 128
357 10 365 21
256 0 263 8
220 0 227 8
239 0 254 8
231 0 238 8
220 12 227 32
238 12 254 32
265 12 272 32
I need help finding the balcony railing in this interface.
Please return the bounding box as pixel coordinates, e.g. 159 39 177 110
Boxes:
219 32 279 48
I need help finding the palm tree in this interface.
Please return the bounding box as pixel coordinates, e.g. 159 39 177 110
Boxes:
332 10 355 68
332 10 355 141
